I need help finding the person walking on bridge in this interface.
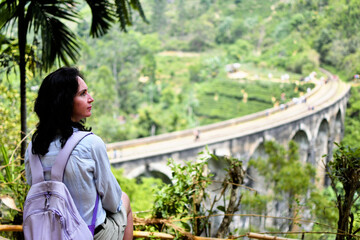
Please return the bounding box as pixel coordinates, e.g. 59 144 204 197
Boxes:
24 67 133 240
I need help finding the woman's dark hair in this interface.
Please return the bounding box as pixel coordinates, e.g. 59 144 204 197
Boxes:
32 67 91 155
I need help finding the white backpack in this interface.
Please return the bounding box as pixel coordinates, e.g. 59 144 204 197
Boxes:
23 131 99 240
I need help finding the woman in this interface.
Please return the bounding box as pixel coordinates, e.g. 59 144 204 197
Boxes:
25 67 133 240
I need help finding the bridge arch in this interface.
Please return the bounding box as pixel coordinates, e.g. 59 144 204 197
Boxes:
314 118 330 187
245 134 277 163
291 130 310 163
246 138 262 161
333 109 344 143
289 122 312 142
127 163 172 184
245 141 267 191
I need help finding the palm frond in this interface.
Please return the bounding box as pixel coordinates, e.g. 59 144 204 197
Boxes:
26 0 79 34
40 17 79 70
129 0 148 23
114 0 148 32
85 0 115 38
24 0 80 70
0 0 19 30
115 0 131 32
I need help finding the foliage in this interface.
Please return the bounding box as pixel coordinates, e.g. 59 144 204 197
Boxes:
150 150 246 238
152 153 213 221
111 167 162 214
327 143 360 240
342 86 360 148
0 80 37 154
0 144 29 239
308 187 338 234
0 35 38 76
0 83 20 152
224 39 253 62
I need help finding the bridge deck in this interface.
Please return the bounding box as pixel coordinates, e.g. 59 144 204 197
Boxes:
107 74 350 164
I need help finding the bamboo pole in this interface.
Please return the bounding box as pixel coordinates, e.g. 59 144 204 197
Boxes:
0 225 23 232
133 231 175 239
0 225 299 240
247 232 298 240
193 237 232 240
0 226 178 239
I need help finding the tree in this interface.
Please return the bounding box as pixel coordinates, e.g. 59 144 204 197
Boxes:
151 151 245 238
0 0 147 158
327 143 360 240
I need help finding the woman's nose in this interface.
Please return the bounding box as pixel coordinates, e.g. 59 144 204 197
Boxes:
88 94 94 102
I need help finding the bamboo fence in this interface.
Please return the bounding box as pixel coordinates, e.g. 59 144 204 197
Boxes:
0 225 299 240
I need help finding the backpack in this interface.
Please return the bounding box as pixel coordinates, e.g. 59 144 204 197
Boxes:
23 131 99 240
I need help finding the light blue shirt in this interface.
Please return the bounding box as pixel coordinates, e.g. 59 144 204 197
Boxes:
25 131 123 228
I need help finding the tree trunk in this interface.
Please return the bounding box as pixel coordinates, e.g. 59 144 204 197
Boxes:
336 188 356 240
18 0 28 161
215 162 244 238
215 182 239 238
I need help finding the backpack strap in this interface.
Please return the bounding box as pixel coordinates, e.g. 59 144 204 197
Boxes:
51 131 93 182
29 131 93 184
28 142 46 185
88 194 100 235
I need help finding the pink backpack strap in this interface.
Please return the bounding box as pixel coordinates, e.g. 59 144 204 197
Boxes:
28 142 45 185
51 131 93 182
28 131 93 184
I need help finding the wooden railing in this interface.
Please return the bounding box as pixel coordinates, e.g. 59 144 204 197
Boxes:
0 224 298 240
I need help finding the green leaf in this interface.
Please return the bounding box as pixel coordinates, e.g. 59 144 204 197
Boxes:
217 205 226 212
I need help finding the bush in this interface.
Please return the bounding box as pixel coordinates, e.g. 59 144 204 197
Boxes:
188 36 211 52
287 49 319 75
111 167 162 214
225 39 254 62
163 39 189 52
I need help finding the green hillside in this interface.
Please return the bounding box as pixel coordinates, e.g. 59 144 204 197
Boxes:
1 0 359 145
75 0 347 142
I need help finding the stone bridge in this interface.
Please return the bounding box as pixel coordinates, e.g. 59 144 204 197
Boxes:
107 72 351 186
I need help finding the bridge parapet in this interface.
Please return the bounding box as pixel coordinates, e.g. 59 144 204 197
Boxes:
107 77 324 158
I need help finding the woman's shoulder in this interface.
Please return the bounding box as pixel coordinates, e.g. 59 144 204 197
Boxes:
73 131 106 154
79 132 104 146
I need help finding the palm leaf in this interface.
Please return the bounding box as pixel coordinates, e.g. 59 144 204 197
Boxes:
26 0 78 34
129 0 147 23
114 0 148 32
115 0 131 32
41 17 79 69
25 0 80 70
0 0 19 30
85 0 115 38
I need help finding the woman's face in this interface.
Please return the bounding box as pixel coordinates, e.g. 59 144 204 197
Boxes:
71 77 94 122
